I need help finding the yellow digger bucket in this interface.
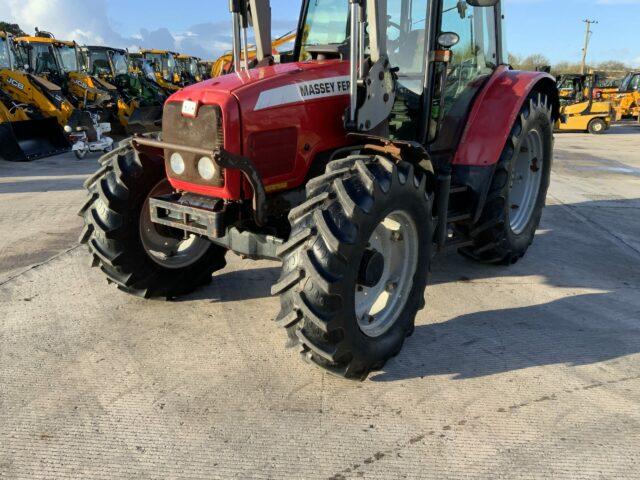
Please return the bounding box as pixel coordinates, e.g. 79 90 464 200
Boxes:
0 117 70 162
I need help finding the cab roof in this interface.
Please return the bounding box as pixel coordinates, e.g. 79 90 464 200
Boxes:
140 49 178 55
84 45 126 54
177 54 200 61
15 36 75 46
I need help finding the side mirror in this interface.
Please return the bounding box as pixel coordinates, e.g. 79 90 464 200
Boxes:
466 0 499 6
457 1 468 19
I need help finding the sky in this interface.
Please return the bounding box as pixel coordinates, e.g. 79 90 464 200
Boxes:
1 0 639 67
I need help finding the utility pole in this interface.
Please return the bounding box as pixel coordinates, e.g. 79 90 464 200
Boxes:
581 19 598 75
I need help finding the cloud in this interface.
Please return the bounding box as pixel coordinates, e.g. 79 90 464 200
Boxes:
0 0 296 59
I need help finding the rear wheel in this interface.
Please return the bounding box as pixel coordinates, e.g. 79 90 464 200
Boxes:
273 155 433 380
588 117 606 135
461 92 553 265
79 143 227 299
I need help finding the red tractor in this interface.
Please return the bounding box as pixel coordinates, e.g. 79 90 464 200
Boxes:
80 0 559 379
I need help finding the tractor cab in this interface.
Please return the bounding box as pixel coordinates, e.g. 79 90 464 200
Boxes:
0 32 15 71
83 45 166 135
198 60 214 80
615 72 640 120
16 34 116 110
14 35 72 87
83 46 130 79
140 49 182 92
0 31 72 161
176 54 203 86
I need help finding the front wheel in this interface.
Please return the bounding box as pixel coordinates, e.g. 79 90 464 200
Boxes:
461 92 553 265
79 143 227 299
588 117 607 135
74 148 88 160
273 155 434 380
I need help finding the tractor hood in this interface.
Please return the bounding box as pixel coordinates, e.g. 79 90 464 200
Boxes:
168 60 350 114
162 60 353 201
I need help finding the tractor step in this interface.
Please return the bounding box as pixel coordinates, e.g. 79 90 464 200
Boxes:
449 185 469 195
447 212 472 224
444 238 475 250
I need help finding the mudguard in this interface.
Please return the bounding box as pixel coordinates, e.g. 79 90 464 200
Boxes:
453 66 560 167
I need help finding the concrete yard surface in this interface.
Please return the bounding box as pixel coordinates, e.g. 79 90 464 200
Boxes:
1 123 640 479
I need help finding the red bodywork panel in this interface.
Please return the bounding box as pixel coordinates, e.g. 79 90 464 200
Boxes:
165 61 351 199
164 62 555 199
453 66 557 166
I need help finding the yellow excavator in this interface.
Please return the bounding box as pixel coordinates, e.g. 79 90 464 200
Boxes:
556 73 614 134
613 71 640 120
198 60 214 80
175 54 203 86
211 30 296 77
15 31 116 111
9 31 114 159
138 49 182 92
0 31 70 161
83 45 167 134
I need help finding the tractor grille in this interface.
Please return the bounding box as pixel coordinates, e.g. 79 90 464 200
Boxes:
162 101 224 187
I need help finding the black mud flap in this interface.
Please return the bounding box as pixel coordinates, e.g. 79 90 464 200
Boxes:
0 118 70 162
126 106 163 135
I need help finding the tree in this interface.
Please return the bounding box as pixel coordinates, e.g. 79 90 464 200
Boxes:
508 53 550 72
0 22 27 37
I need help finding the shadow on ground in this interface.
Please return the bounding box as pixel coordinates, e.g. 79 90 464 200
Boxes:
173 198 640 382
371 291 640 382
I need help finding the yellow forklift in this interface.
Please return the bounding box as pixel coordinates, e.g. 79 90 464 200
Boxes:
556 73 614 134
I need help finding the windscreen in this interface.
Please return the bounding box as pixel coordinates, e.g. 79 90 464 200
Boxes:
88 49 111 75
111 51 129 75
30 43 59 74
189 59 199 77
619 73 639 92
146 52 175 80
300 0 349 55
0 37 14 69
55 44 79 72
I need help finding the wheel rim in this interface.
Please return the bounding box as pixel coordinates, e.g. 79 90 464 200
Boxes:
139 181 211 270
355 210 419 338
592 120 604 132
509 128 544 235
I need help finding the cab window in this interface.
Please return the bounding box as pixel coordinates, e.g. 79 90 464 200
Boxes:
429 1 499 155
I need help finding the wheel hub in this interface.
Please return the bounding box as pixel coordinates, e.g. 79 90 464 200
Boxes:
139 181 211 270
358 249 385 288
509 128 544 235
355 211 419 338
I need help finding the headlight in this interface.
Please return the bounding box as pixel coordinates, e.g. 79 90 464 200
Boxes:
197 156 218 181
63 125 72 133
170 152 185 175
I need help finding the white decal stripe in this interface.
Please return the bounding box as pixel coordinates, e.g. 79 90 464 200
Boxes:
254 75 350 111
